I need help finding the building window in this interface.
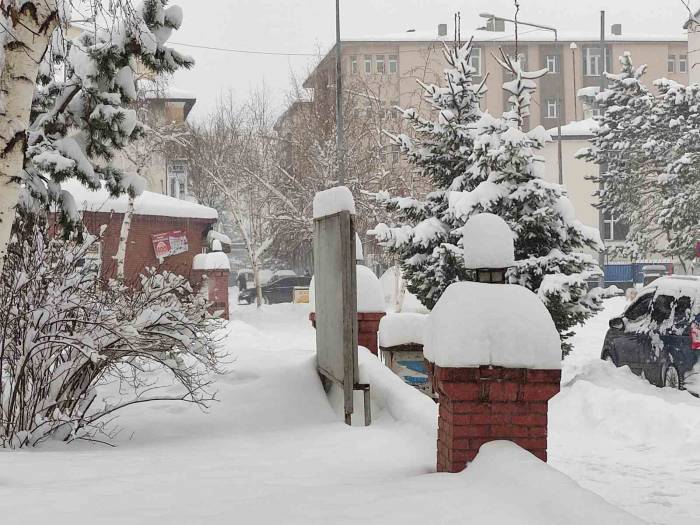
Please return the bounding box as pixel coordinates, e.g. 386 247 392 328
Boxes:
668 54 676 73
388 54 398 74
350 55 358 74
545 99 560 119
364 55 372 74
603 211 629 241
679 54 688 73
167 159 187 199
584 47 605 77
545 54 559 74
375 55 385 74
470 47 482 76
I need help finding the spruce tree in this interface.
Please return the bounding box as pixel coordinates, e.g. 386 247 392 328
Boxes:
652 80 700 266
577 52 659 259
451 50 603 354
372 39 486 309
21 0 193 233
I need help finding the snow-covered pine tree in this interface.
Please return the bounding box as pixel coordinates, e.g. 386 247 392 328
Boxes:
372 39 487 309
651 80 700 267
450 50 603 354
0 0 193 275
577 52 659 259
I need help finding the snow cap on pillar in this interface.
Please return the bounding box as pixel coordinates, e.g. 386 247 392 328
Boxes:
462 213 515 269
356 233 364 261
312 185 355 218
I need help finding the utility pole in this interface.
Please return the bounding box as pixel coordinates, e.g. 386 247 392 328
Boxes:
598 10 606 285
570 42 578 122
555 31 564 186
334 0 345 185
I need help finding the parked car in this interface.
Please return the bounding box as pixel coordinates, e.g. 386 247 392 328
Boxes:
601 275 700 391
238 275 311 305
261 276 311 304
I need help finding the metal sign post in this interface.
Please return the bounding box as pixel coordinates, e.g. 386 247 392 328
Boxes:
313 210 370 425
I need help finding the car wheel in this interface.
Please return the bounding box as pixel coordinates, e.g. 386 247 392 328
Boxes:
663 364 683 390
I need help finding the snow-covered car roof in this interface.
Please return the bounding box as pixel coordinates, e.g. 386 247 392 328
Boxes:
640 275 700 301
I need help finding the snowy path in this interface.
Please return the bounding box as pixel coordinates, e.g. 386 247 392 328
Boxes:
0 297 697 524
550 297 700 525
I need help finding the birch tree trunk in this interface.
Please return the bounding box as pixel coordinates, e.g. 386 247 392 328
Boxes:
0 1 58 277
114 195 135 280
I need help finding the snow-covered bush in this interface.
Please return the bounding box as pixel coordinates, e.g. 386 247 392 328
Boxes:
0 217 223 448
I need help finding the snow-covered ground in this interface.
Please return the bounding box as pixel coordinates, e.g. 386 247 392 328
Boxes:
0 295 698 524
550 296 700 525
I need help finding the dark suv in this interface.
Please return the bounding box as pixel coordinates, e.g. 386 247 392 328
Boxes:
601 276 700 391
238 276 311 305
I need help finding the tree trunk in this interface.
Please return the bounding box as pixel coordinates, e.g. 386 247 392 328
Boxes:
0 2 58 278
253 263 263 308
114 195 135 280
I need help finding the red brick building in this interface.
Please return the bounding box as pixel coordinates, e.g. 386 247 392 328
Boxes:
63 179 220 285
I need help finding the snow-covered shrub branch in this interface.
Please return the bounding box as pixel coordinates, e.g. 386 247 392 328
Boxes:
0 216 224 448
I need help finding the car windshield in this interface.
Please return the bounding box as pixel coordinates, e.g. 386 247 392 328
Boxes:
625 293 653 322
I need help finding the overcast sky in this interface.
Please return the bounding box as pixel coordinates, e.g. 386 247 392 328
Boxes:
170 0 692 122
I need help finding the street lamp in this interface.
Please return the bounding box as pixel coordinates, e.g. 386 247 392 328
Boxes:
479 12 563 185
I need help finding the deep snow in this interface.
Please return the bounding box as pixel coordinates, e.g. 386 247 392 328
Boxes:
0 295 698 524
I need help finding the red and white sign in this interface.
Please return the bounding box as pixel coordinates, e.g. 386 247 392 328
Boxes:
151 230 189 259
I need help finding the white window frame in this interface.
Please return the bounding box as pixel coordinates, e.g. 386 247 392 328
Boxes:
679 54 687 73
584 47 605 77
350 55 358 75
364 55 372 74
668 54 676 73
167 159 188 199
546 54 559 74
469 47 482 76
545 99 560 119
388 54 398 74
603 211 623 241
375 55 385 74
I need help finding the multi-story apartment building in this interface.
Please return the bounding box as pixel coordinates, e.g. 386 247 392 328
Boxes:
303 24 687 132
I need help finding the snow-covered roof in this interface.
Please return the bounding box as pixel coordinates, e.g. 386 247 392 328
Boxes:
340 28 686 44
378 312 426 347
547 119 599 138
424 282 562 369
62 179 218 220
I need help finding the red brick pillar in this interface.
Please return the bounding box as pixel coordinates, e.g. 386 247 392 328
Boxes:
434 365 560 473
309 311 385 355
357 312 385 355
192 269 230 320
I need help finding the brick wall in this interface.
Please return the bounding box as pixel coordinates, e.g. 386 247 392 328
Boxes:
191 269 230 320
432 365 561 473
80 211 216 284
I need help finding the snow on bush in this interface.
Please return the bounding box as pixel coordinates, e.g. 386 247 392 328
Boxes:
312 186 356 219
0 218 223 448
424 282 561 369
